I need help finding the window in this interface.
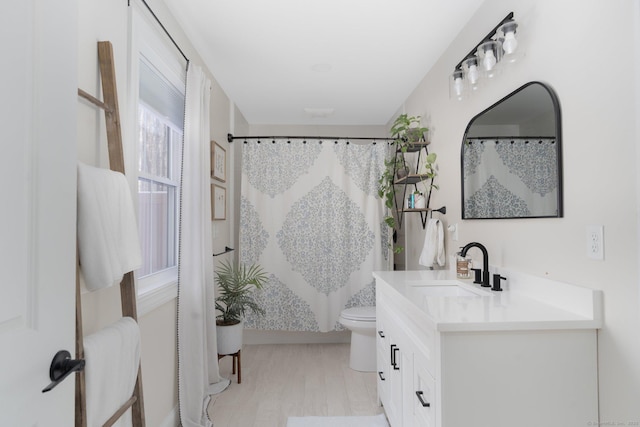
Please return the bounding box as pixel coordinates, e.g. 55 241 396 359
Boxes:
137 98 182 277
133 27 186 312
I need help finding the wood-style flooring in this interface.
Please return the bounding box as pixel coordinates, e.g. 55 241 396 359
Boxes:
208 343 383 427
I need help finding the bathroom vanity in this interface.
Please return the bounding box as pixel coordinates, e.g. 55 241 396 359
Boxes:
374 269 602 427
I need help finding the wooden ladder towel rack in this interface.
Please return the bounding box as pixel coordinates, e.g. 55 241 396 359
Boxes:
76 40 146 427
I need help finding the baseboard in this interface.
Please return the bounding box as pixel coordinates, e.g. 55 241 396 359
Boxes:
244 329 350 345
159 405 179 427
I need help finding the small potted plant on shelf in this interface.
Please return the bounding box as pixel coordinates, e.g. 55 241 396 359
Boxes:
215 261 267 355
390 113 429 152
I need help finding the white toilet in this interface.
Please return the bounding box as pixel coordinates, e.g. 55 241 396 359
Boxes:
339 306 377 372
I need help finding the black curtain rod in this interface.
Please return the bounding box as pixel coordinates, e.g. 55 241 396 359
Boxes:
130 0 190 64
227 133 394 143
467 136 556 140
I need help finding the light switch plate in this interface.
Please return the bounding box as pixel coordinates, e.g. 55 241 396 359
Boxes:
586 225 604 260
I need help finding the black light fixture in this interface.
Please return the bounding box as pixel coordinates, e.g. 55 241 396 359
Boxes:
450 12 519 100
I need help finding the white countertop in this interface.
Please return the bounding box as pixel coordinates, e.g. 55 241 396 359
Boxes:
373 269 603 332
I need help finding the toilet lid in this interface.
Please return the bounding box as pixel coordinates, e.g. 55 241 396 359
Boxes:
341 306 376 321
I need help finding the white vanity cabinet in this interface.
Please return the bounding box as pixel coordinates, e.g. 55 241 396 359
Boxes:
377 286 437 427
374 270 602 427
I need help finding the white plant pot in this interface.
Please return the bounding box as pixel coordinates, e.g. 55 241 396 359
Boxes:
216 320 244 355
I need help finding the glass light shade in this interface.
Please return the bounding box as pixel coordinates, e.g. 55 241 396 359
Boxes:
462 57 481 90
477 40 502 78
498 20 521 63
498 20 518 55
449 69 466 100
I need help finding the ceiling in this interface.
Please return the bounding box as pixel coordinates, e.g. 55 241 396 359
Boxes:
163 0 486 126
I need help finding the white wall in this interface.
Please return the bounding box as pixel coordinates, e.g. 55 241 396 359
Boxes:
77 0 241 424
400 0 640 421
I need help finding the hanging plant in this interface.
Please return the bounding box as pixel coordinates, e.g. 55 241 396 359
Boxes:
423 152 438 189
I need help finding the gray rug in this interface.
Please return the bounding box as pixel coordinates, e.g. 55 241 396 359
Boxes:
287 413 389 427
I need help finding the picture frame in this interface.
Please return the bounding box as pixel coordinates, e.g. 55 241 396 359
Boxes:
211 140 226 182
212 184 226 220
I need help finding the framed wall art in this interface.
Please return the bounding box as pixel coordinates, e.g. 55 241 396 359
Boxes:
212 184 226 220
211 140 226 182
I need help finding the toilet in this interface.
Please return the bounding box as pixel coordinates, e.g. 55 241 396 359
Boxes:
339 306 377 372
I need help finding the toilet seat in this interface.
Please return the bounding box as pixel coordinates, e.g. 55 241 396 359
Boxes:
340 306 376 322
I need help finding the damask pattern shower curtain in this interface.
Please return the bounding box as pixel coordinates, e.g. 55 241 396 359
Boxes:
240 140 389 332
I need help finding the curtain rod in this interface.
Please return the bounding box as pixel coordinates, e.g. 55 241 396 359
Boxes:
130 0 190 64
467 136 556 140
227 133 394 143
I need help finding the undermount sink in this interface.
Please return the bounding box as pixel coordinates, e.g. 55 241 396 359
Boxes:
409 281 487 297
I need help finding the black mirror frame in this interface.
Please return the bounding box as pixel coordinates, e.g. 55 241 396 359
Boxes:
460 81 563 219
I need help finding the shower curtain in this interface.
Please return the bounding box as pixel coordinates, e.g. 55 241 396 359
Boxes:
239 140 389 332
177 64 228 427
463 137 559 218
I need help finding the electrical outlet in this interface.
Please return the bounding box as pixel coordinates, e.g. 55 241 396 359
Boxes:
586 225 604 260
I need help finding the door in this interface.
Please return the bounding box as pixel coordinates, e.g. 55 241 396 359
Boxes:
0 0 77 425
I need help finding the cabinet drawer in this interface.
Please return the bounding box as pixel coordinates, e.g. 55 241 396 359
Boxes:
377 344 388 405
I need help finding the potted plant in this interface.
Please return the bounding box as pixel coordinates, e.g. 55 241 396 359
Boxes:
390 113 429 152
214 261 267 355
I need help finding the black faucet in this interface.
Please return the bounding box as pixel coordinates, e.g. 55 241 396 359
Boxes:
460 242 490 288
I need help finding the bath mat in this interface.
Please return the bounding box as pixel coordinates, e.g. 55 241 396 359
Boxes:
287 413 389 427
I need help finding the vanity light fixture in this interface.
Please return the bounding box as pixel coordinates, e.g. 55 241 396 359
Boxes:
449 12 519 100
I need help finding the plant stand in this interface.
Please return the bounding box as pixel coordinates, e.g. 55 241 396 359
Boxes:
392 141 446 229
217 350 241 384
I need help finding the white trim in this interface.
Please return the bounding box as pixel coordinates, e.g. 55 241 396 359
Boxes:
137 279 177 317
131 1 186 92
158 405 179 427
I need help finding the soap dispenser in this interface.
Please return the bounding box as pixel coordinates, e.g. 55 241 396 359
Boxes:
456 251 471 279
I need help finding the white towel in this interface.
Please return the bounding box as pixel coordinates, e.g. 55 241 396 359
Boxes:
419 218 445 268
84 317 141 427
77 162 142 291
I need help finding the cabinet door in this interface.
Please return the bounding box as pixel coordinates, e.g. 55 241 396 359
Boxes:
376 315 389 406
413 359 436 427
401 351 415 427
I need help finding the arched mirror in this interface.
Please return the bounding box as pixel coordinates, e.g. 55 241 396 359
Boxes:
461 81 562 219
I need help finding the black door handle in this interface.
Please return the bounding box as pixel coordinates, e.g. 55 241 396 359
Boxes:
42 350 85 393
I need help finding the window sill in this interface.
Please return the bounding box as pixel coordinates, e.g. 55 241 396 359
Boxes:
137 279 178 317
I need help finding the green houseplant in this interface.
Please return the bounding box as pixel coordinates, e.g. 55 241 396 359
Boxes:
390 113 429 152
215 261 267 325
215 261 267 354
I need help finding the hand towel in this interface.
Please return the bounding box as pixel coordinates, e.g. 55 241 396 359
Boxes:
77 162 142 291
84 317 141 427
419 218 445 268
